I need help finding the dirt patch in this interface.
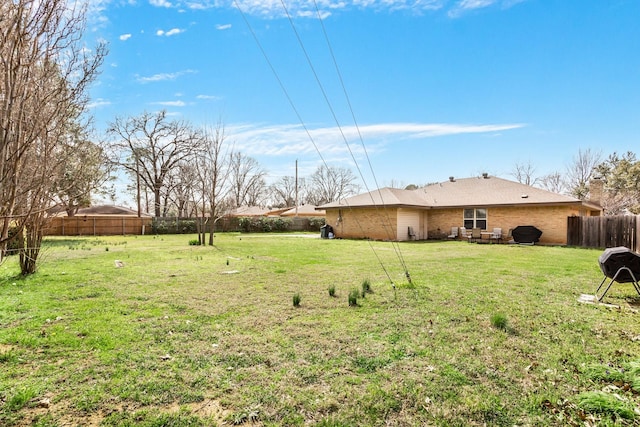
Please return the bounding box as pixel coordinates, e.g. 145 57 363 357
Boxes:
18 398 231 426
0 343 14 353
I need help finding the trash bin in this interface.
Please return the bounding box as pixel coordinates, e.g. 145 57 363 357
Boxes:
320 224 333 239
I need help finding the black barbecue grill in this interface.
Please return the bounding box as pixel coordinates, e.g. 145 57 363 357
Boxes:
594 246 640 301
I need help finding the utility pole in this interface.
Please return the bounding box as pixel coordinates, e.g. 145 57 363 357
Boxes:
295 159 298 217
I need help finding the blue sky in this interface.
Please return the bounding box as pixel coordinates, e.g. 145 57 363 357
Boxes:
87 0 640 197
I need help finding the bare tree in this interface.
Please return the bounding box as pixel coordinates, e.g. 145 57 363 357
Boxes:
511 161 539 186
228 152 267 208
306 165 360 205
538 171 567 194
565 148 602 200
269 176 308 208
164 162 199 217
195 121 232 245
0 0 106 273
108 110 204 217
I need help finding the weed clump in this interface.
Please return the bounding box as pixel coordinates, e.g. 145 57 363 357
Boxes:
188 239 199 246
490 313 508 330
348 289 359 307
293 293 301 307
328 285 336 297
576 391 636 420
361 278 372 297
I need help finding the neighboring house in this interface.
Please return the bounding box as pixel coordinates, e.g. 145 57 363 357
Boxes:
229 205 325 218
63 205 151 216
229 206 273 217
280 205 325 217
318 175 603 245
46 205 152 236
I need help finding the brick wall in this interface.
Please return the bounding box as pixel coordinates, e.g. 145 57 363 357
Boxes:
427 205 586 245
326 207 399 240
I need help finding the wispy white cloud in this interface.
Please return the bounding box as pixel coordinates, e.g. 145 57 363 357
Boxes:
227 122 525 157
448 0 523 17
197 94 222 100
144 0 445 18
119 33 132 41
136 69 196 83
88 0 523 25
156 28 184 36
150 0 172 7
151 100 187 106
216 24 232 30
87 98 111 109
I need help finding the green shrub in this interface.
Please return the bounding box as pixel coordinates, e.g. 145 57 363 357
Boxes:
308 217 326 230
237 216 293 233
293 293 301 307
188 239 199 246
238 217 252 232
152 218 198 234
328 285 336 297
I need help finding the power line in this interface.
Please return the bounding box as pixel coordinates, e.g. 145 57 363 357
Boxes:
234 0 412 286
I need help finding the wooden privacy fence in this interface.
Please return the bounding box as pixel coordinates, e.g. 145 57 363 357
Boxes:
567 215 639 251
45 216 153 236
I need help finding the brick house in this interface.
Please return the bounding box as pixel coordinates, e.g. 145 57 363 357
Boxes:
318 175 603 245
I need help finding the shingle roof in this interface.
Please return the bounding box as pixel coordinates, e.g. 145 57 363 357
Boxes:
319 187 431 209
281 205 325 216
73 205 149 216
319 176 601 210
417 176 584 207
229 206 271 216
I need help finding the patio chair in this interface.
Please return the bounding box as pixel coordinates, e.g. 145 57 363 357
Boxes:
447 227 458 239
459 227 468 240
468 227 482 243
408 226 416 240
490 227 502 243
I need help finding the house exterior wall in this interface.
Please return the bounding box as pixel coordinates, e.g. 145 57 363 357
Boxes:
326 207 399 240
327 203 600 244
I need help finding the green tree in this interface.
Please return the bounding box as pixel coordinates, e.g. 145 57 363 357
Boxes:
53 123 112 216
594 151 640 214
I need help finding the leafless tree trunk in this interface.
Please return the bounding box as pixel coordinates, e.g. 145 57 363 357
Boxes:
0 0 106 273
192 120 232 245
108 110 204 217
165 162 198 217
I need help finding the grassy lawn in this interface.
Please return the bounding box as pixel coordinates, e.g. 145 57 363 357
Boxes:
1 234 639 426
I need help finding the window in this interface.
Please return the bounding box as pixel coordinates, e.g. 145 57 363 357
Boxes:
464 208 487 230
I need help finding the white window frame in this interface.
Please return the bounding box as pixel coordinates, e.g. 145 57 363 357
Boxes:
464 208 487 230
